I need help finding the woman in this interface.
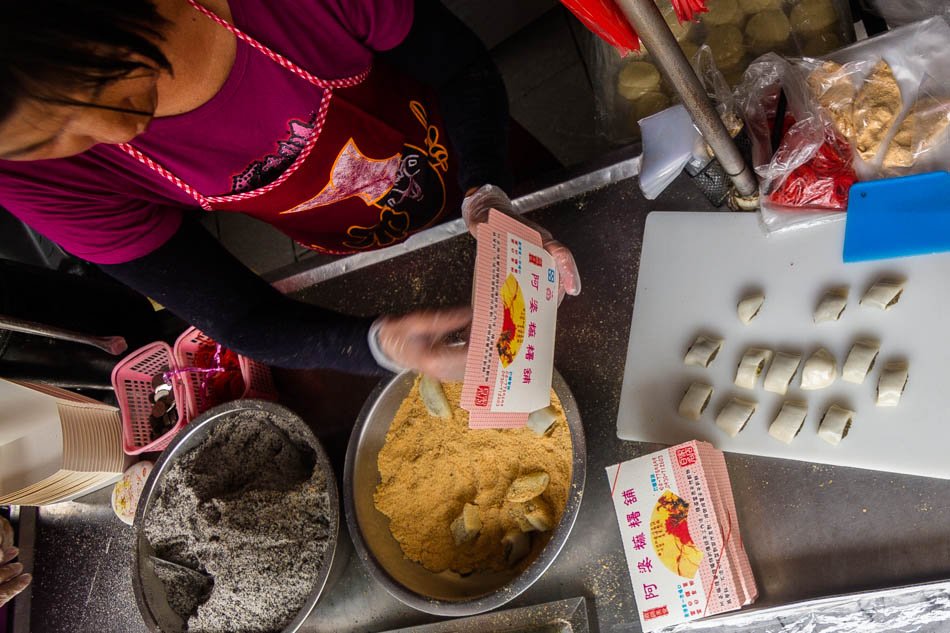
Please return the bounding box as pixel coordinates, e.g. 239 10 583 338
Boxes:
0 0 579 379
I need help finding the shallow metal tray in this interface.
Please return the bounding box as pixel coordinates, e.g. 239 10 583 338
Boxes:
131 400 341 633
381 597 590 633
344 370 587 617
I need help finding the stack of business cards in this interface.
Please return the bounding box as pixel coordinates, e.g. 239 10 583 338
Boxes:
461 210 559 428
0 380 125 506
606 441 757 632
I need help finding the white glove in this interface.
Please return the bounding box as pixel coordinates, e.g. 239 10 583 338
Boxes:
461 184 581 298
369 307 471 380
0 517 31 608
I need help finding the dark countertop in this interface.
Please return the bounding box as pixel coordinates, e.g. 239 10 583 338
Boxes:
21 170 950 633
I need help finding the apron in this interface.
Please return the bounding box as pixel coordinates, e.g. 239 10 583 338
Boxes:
119 0 460 255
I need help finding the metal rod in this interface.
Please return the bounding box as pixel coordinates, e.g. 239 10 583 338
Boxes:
614 0 758 197
0 314 128 356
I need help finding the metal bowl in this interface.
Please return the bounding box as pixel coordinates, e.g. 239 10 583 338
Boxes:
132 400 340 633
344 371 587 617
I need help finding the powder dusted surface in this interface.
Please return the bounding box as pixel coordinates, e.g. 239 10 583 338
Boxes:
144 410 332 633
373 379 573 574
853 60 903 160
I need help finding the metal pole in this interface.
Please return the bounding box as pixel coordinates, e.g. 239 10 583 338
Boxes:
0 314 128 355
614 0 758 198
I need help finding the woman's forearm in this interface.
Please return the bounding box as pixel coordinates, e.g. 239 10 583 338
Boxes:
101 217 384 374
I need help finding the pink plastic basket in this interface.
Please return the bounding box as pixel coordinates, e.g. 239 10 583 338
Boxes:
111 342 189 455
174 327 277 419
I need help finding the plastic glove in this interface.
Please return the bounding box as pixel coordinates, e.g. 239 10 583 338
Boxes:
370 307 472 381
0 517 31 608
461 184 582 298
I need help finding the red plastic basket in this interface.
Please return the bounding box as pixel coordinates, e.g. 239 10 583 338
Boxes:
111 342 189 455
174 327 277 419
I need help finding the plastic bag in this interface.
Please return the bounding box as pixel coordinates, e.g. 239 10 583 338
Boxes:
639 104 702 199
905 79 950 166
767 116 856 209
865 0 950 29
736 54 858 234
823 16 950 181
879 73 950 176
693 44 742 134
738 17 950 234
191 343 245 410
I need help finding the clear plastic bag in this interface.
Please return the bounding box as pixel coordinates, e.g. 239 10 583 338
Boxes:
765 116 856 210
865 0 950 29
738 17 950 234
823 16 950 181
737 54 858 234
880 73 950 176
693 44 742 134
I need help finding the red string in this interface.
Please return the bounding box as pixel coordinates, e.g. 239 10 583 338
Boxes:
162 343 245 413
163 345 226 402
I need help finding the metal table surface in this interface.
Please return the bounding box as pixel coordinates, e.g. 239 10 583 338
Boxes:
280 171 950 633
20 159 950 633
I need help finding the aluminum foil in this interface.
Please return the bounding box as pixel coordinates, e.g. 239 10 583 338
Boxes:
610 581 950 633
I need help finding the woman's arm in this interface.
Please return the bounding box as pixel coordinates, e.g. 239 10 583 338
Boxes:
100 218 384 374
380 0 511 192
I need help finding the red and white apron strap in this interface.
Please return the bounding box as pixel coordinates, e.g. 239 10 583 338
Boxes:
204 92 334 204
118 1 371 209
186 0 370 90
117 142 214 210
118 93 332 208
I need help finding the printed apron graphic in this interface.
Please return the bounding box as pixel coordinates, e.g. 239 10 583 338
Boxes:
281 101 449 250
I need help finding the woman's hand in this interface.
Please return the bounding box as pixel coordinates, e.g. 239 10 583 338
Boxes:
371 307 472 381
461 184 581 298
0 517 31 608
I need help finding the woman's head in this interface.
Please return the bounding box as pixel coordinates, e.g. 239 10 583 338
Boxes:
0 0 171 160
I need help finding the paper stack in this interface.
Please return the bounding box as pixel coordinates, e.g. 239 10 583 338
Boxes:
461 210 559 428
0 380 125 506
606 441 757 632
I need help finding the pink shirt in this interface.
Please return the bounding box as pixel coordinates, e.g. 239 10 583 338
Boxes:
0 0 413 264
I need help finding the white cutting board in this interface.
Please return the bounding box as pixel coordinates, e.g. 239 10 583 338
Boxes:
617 212 950 480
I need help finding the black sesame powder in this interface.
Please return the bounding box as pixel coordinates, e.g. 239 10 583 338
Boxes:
144 410 332 633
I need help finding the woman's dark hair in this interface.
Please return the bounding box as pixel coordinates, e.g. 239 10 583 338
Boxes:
0 0 172 121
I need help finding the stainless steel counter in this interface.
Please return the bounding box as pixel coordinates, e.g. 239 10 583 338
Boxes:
19 157 950 633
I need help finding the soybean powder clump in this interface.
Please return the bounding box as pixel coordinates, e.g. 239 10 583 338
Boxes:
374 379 572 574
144 410 332 633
